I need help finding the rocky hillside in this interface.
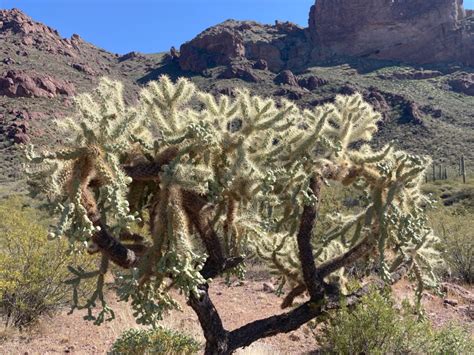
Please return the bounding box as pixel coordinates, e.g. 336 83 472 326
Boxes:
0 9 167 191
1 3 473 193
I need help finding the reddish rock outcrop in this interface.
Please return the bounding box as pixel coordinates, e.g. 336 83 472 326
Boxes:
178 1 474 73
5 120 30 144
274 70 299 86
365 88 391 119
298 75 328 90
0 8 59 36
308 0 474 66
218 62 261 83
0 70 75 98
118 51 144 62
70 63 96 75
179 20 310 73
179 23 245 72
0 9 83 57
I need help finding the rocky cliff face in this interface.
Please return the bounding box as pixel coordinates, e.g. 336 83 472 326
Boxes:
178 20 310 73
178 0 474 73
308 0 473 66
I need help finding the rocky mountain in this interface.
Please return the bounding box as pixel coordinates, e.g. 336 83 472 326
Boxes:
178 0 474 73
0 4 473 193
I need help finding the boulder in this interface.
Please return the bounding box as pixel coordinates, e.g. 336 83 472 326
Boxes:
118 51 144 62
298 75 328 90
70 63 95 75
403 101 424 125
218 62 260 83
179 20 309 73
3 120 30 144
275 70 299 86
0 70 75 98
262 282 275 293
443 298 459 307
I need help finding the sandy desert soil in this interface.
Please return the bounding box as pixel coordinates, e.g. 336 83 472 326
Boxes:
1 269 472 355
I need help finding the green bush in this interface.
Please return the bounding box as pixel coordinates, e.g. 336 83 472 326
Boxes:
432 323 474 355
318 290 474 354
429 207 473 283
0 196 93 328
110 327 200 354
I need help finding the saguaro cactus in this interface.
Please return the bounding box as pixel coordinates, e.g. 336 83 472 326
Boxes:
26 76 442 354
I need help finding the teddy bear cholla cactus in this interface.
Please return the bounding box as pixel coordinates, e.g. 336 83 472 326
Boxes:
26 76 442 354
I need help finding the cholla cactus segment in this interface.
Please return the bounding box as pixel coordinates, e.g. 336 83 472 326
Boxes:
326 93 381 151
26 77 142 242
139 75 196 137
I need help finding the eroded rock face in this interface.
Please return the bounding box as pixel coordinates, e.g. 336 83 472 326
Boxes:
179 23 246 72
0 8 59 36
0 70 75 98
0 9 83 57
179 20 310 73
308 0 473 66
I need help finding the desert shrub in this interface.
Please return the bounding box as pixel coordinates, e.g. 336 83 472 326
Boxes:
431 323 474 354
429 207 473 283
110 327 200 354
318 290 474 354
0 196 93 327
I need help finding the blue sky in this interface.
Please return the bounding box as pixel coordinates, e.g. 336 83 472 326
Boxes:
2 0 474 54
